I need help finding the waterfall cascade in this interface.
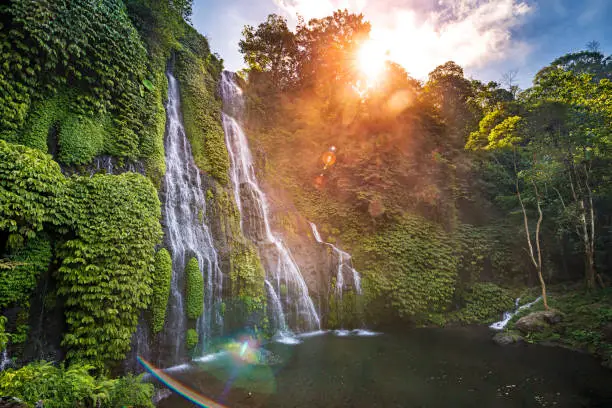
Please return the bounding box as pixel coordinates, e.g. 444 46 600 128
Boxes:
0 349 10 371
309 222 362 296
490 296 542 330
219 71 320 335
309 222 363 328
161 72 224 360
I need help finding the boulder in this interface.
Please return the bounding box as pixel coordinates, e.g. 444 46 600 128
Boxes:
515 310 563 334
493 331 523 346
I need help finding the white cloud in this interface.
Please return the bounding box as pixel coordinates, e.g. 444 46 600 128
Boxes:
274 0 533 79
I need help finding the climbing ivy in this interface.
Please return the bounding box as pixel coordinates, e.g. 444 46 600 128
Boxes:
0 0 167 177
150 248 172 334
1 235 51 310
56 173 162 369
0 0 147 125
229 245 266 317
359 215 457 323
185 257 204 320
175 31 229 184
453 282 514 324
0 140 65 242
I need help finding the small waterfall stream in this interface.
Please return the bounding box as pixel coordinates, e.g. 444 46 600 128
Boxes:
309 222 362 296
0 349 10 371
490 296 542 330
220 71 320 335
161 71 224 360
309 222 363 328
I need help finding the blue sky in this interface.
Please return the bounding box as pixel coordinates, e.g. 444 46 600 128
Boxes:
191 0 611 88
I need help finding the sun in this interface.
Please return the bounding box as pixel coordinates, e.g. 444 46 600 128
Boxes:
357 40 388 85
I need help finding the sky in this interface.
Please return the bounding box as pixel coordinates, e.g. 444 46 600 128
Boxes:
191 0 612 88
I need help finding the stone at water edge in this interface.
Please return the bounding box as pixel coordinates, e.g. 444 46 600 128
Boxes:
493 331 524 346
515 310 563 334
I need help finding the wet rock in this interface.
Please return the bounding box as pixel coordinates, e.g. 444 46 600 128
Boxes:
0 397 28 408
515 310 563 334
493 331 523 346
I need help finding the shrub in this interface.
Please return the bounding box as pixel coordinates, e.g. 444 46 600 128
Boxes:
186 257 204 320
105 374 154 408
150 248 172 333
0 362 154 408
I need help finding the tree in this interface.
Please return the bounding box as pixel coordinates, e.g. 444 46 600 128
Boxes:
239 14 297 90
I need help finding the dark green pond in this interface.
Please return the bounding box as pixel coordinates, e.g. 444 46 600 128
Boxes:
156 328 612 407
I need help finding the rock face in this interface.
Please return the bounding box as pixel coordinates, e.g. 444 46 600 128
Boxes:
515 310 563 334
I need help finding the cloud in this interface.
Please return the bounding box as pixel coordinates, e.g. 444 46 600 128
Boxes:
274 0 533 79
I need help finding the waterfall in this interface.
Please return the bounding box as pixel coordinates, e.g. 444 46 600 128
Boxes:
309 222 363 328
219 71 320 334
490 296 542 330
309 222 362 296
161 71 224 360
0 349 10 371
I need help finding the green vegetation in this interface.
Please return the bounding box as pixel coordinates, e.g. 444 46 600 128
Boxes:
186 328 199 351
453 283 515 324
359 215 457 323
186 257 204 320
0 362 153 408
151 248 172 333
239 12 612 332
0 0 167 170
175 28 228 184
506 286 612 365
0 140 65 241
0 0 227 375
56 173 162 368
229 245 267 317
1 235 51 310
0 316 8 350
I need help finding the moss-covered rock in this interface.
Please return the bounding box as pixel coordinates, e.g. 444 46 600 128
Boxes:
150 248 172 333
175 31 229 185
186 328 198 351
185 257 204 320
515 310 563 334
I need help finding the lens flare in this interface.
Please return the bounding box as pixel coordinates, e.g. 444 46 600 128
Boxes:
138 356 228 408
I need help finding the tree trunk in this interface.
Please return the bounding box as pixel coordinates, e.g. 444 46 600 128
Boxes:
513 150 548 310
532 181 548 310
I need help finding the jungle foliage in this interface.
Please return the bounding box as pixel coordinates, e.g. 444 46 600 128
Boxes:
239 12 612 325
0 362 154 408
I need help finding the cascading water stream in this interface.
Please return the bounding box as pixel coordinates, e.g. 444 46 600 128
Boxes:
490 296 542 330
219 71 320 334
309 222 363 329
161 71 224 360
309 222 362 296
0 349 10 371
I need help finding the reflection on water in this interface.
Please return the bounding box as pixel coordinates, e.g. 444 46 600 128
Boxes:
156 328 612 407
